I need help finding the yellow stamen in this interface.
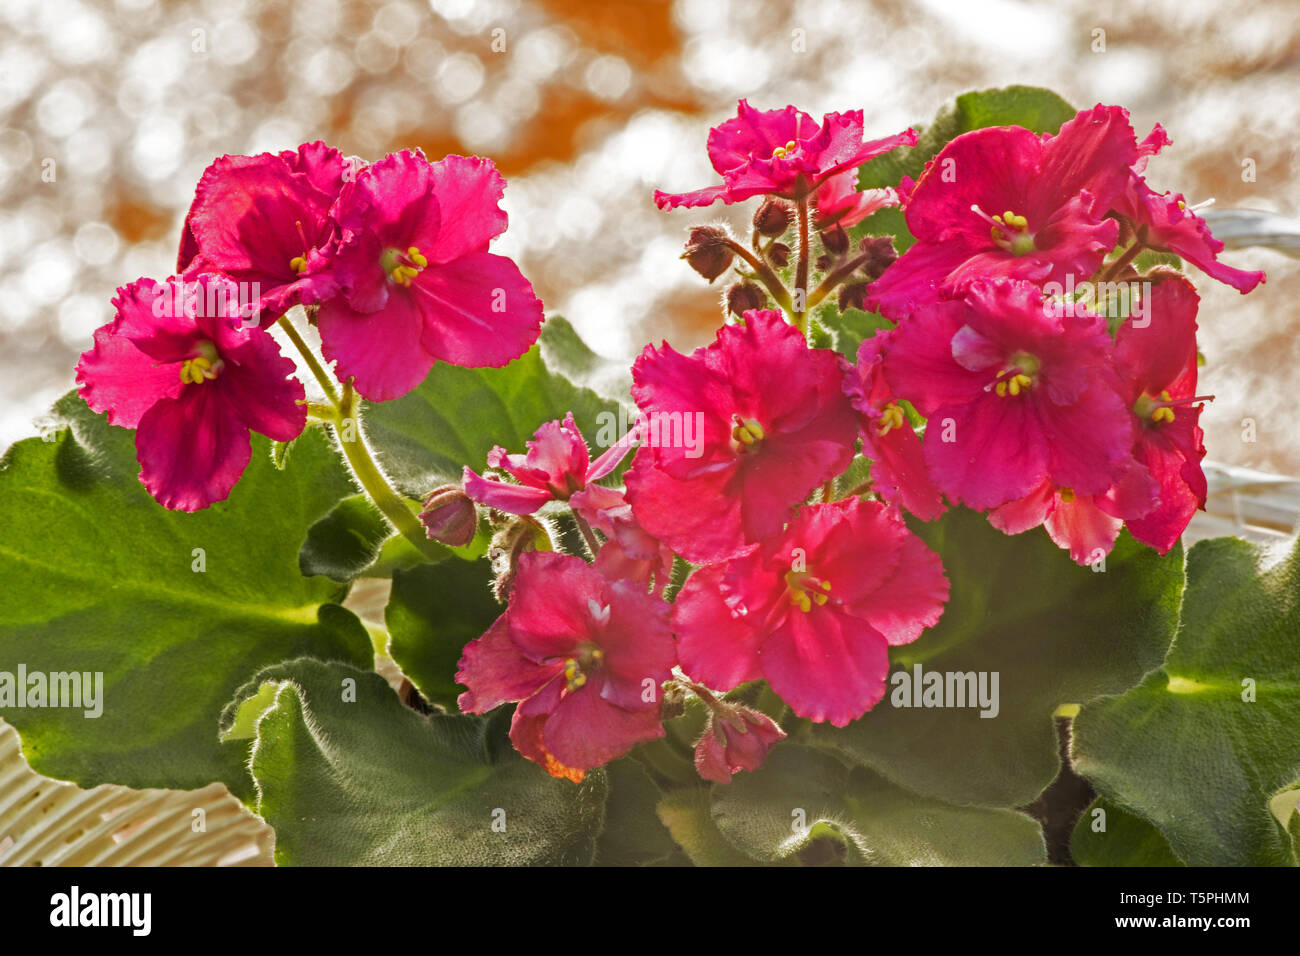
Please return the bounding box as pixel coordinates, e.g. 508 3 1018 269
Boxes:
771 139 798 159
385 246 428 287
1152 389 1176 423
1059 487 1076 503
996 372 1033 398
785 571 830 614
289 255 308 274
563 658 587 692
178 343 223 386
731 417 766 450
876 402 906 436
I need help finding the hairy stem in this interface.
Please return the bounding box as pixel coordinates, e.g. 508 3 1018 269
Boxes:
721 238 793 313
572 509 602 558
793 195 811 333
1098 240 1145 283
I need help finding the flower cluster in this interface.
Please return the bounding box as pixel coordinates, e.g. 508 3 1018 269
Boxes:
455 102 948 781
81 97 1264 789
453 99 1262 784
858 105 1257 563
78 143 543 510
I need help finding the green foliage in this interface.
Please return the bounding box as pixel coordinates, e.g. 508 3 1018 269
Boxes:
810 508 1184 808
232 659 609 865
1072 536 1300 866
0 394 370 795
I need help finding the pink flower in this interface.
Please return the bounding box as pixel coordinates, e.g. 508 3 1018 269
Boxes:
654 100 916 210
177 142 354 324
317 149 543 401
842 332 946 520
987 460 1157 565
624 309 858 564
569 484 676 594
694 701 785 784
1116 129 1265 293
882 278 1134 510
1113 275 1210 553
673 498 948 727
456 551 676 781
76 274 306 511
463 412 635 515
868 105 1138 319
815 176 898 230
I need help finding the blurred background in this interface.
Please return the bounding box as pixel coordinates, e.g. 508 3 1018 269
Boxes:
1 0 1297 498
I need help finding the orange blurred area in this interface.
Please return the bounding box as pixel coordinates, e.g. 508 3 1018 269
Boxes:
1 0 1297 478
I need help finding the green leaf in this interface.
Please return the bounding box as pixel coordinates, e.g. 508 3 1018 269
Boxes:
0 394 371 795
538 315 633 407
1072 536 1300 866
656 787 766 866
711 746 1046 865
384 559 502 711
810 508 1184 807
594 759 679 865
1070 797 1185 867
239 658 608 865
817 304 893 359
363 329 625 496
299 493 428 582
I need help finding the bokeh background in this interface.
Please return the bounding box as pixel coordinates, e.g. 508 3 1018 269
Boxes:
2 0 1297 491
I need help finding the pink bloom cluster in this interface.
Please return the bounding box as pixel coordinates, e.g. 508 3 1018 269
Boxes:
855 104 1257 563
78 143 543 510
454 98 1263 785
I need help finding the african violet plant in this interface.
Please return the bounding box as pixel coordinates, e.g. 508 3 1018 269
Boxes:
2 86 1296 867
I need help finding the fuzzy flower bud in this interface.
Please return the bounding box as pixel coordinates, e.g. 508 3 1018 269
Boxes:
726 281 765 317
419 484 478 547
753 198 794 237
682 225 735 282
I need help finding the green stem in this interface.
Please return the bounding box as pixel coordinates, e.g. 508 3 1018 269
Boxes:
276 314 439 560
276 312 339 406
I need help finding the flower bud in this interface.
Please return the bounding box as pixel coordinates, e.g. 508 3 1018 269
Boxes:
753 198 794 237
821 223 849 256
682 225 734 282
488 514 555 601
419 484 478 547
767 242 790 268
837 281 868 312
858 235 898 282
694 701 785 784
726 282 765 317
660 681 688 721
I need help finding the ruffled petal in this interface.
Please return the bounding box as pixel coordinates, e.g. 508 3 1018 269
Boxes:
317 290 433 401
413 252 543 369
134 386 252 512
761 607 890 727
